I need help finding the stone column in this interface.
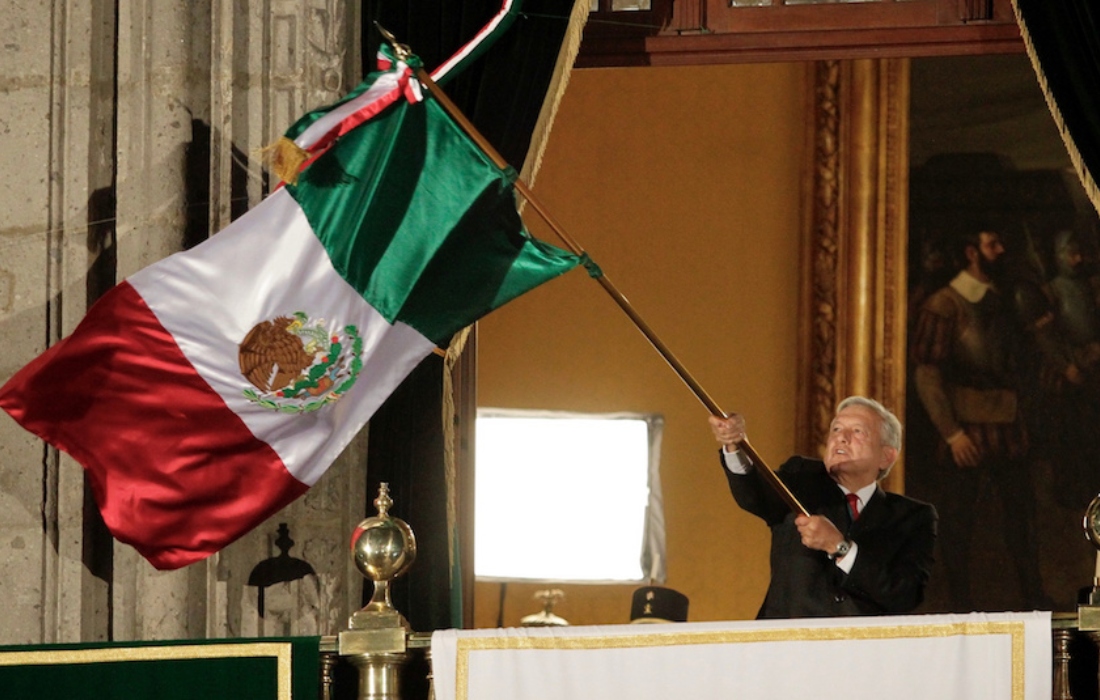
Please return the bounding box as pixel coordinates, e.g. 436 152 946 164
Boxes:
0 0 117 644
110 0 213 641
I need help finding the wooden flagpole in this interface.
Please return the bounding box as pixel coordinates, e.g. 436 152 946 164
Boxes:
379 28 808 517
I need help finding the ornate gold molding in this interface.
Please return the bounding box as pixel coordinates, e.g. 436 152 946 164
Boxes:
800 58 910 492
798 60 841 460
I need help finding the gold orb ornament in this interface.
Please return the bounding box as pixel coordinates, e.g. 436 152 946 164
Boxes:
1085 493 1100 549
349 483 417 623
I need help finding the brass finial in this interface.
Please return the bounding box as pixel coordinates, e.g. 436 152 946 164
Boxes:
520 589 568 627
374 482 392 517
348 483 417 631
374 22 411 62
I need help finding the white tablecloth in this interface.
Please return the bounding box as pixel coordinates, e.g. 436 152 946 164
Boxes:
431 612 1051 700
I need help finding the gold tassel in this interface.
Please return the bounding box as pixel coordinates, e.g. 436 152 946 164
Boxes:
442 324 472 585
260 136 309 185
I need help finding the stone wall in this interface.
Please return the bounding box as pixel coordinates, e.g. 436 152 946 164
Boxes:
0 0 365 644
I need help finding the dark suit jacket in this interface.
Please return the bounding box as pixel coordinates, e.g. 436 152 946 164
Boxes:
724 453 937 619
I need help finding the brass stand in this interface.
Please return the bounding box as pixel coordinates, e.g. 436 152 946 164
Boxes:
339 483 419 700
345 652 409 700
1082 601 1100 700
1053 612 1076 700
320 637 338 700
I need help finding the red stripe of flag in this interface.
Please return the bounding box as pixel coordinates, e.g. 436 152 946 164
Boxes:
0 282 307 569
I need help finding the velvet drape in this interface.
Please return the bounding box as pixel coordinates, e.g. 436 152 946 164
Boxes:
1014 0 1100 215
358 0 582 634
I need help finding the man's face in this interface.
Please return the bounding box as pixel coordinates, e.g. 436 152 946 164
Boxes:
1058 242 1084 277
823 404 897 489
975 231 1006 278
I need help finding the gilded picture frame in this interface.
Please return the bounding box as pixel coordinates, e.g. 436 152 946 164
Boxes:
798 57 911 493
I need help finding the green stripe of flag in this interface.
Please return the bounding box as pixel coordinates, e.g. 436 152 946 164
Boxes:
287 84 578 346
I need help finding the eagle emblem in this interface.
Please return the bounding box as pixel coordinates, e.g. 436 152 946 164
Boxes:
239 312 363 413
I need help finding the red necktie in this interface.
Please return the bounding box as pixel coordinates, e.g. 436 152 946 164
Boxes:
846 493 861 521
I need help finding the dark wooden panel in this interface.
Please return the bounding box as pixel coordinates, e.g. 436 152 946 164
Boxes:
579 0 1022 67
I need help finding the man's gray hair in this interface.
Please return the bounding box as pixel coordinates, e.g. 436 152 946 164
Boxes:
836 395 903 451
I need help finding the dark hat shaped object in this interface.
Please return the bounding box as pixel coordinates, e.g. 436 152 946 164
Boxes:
630 586 689 624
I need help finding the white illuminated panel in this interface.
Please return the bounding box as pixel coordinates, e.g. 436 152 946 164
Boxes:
474 410 659 582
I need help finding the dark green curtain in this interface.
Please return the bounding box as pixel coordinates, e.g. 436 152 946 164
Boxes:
358 0 578 634
1014 0 1100 215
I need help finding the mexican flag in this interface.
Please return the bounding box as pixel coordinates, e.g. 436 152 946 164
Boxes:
0 47 579 570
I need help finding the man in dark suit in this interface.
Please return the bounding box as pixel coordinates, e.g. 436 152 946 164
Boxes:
709 396 937 619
